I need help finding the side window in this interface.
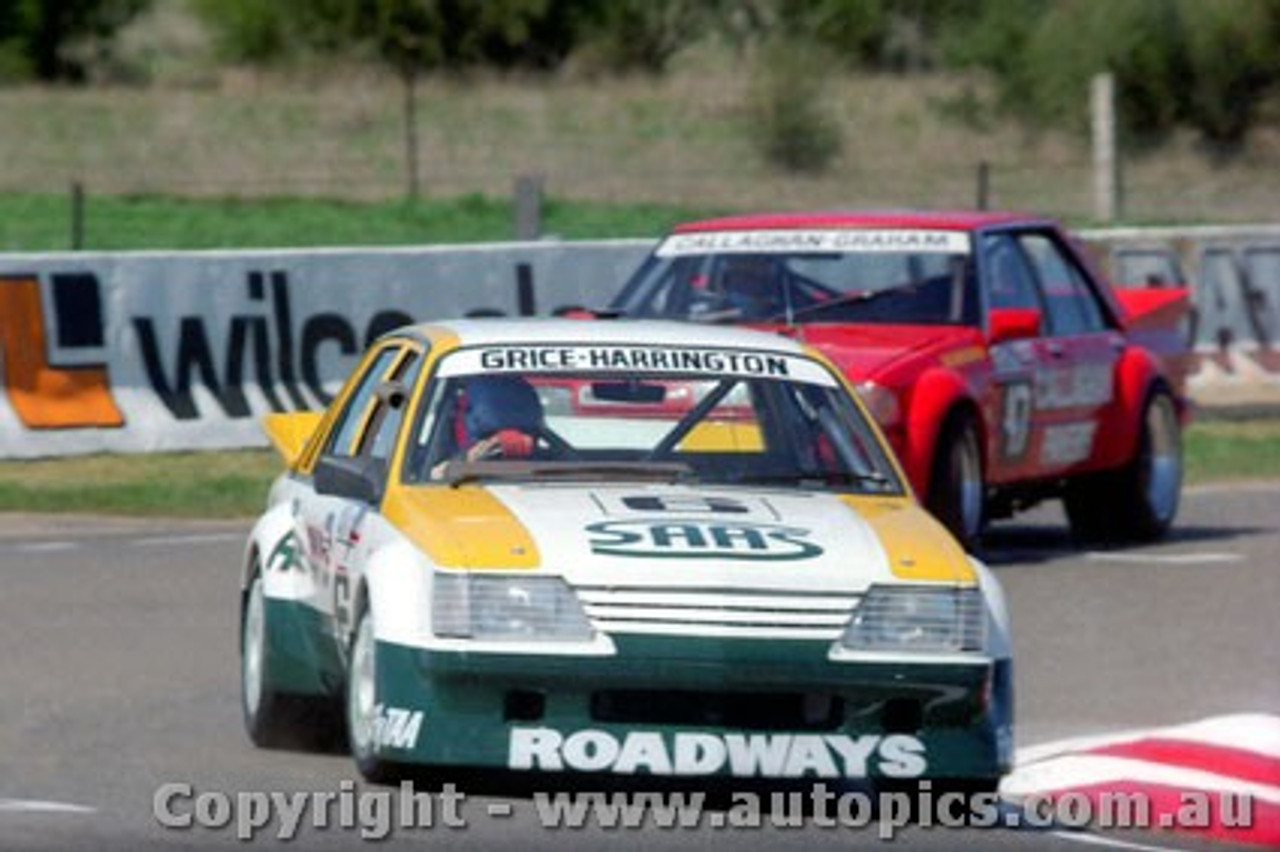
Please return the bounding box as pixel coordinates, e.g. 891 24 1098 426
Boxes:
982 235 1043 313
363 351 424 462
325 347 401 458
1018 233 1108 335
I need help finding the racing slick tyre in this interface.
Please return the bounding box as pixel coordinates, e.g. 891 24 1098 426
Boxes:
346 602 406 785
241 566 341 750
1065 387 1182 544
926 411 985 551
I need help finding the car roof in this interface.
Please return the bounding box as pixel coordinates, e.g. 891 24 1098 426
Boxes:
400 317 813 356
670 209 1047 233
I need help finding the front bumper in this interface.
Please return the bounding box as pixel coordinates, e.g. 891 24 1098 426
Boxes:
369 633 1013 781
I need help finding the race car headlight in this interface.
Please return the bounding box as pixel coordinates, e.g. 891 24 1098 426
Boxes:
432 573 595 641
855 381 902 429
840 585 985 653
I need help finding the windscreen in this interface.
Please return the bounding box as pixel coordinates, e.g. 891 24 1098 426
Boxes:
611 229 978 326
402 342 902 495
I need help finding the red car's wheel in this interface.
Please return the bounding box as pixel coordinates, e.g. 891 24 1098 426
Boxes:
926 412 985 550
1065 387 1182 543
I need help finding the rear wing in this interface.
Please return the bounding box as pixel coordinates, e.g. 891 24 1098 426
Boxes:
1113 287 1189 332
262 411 323 468
1112 287 1192 408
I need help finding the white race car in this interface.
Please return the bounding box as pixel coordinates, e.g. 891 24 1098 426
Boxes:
240 318 1013 788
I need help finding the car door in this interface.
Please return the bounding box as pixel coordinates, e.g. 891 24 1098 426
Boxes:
1015 230 1122 475
983 228 1125 480
296 341 423 640
979 232 1047 483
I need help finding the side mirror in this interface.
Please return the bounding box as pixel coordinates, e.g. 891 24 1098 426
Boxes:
314 455 386 504
989 307 1042 344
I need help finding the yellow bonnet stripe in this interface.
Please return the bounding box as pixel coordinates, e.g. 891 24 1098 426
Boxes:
839 496 976 583
382 486 540 570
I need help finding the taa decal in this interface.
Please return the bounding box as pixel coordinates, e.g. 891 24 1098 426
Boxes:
586 520 823 561
1000 381 1033 460
372 704 424 750
509 728 926 778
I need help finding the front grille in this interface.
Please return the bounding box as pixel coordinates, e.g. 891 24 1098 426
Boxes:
575 585 858 640
592 689 844 731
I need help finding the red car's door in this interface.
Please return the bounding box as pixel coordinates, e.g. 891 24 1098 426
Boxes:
981 231 1123 481
1022 231 1122 476
979 233 1045 483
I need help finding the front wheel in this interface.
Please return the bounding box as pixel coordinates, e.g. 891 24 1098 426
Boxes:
926 413 985 551
346 603 404 784
241 567 338 750
1065 388 1182 543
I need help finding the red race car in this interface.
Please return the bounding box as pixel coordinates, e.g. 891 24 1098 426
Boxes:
609 211 1191 548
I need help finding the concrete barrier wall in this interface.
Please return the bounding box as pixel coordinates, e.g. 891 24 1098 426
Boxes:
2 227 1278 458
0 241 650 457
1084 224 1280 410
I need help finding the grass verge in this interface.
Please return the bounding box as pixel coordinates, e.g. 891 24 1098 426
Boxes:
1183 417 1280 485
0 419 1277 518
0 449 277 518
0 192 721 251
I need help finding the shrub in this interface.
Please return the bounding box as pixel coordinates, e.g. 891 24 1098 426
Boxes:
747 37 843 174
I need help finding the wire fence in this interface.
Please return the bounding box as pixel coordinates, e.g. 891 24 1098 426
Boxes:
0 77 1276 229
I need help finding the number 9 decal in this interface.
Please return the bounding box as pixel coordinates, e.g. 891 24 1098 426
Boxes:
1001 381 1033 459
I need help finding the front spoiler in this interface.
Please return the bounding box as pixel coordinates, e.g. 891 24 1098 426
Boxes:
368 635 1013 782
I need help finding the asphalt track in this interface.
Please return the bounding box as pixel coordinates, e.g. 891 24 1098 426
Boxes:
1 482 1277 851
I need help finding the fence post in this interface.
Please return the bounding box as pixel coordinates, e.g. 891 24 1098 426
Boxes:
514 174 544 241
976 162 990 210
71 181 85 250
1091 73 1120 223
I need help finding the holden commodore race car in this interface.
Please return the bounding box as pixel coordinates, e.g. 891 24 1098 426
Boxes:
241 318 1013 789
609 211 1192 547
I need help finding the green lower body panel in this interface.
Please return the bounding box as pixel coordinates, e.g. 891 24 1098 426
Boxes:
262 598 343 697
367 635 1012 782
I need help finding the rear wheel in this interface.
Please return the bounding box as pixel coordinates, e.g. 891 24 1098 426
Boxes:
241 566 339 749
1065 388 1181 543
926 412 985 550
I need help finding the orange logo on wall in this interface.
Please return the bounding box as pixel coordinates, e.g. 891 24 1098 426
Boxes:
0 275 123 429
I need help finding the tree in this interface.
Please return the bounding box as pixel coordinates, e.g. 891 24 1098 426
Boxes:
0 0 149 81
194 0 593 197
574 0 712 75
944 0 1280 153
359 0 586 198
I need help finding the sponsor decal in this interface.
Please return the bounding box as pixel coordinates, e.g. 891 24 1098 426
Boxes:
133 272 412 419
1034 362 1113 410
371 704 424 750
656 230 971 257
1000 380 1034 460
508 728 927 778
265 531 304 574
989 339 1037 372
0 274 123 429
939 345 985 368
619 495 751 515
1040 422 1097 466
585 520 823 561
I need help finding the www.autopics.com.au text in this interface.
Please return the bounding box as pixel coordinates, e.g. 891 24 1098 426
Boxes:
152 780 1255 841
